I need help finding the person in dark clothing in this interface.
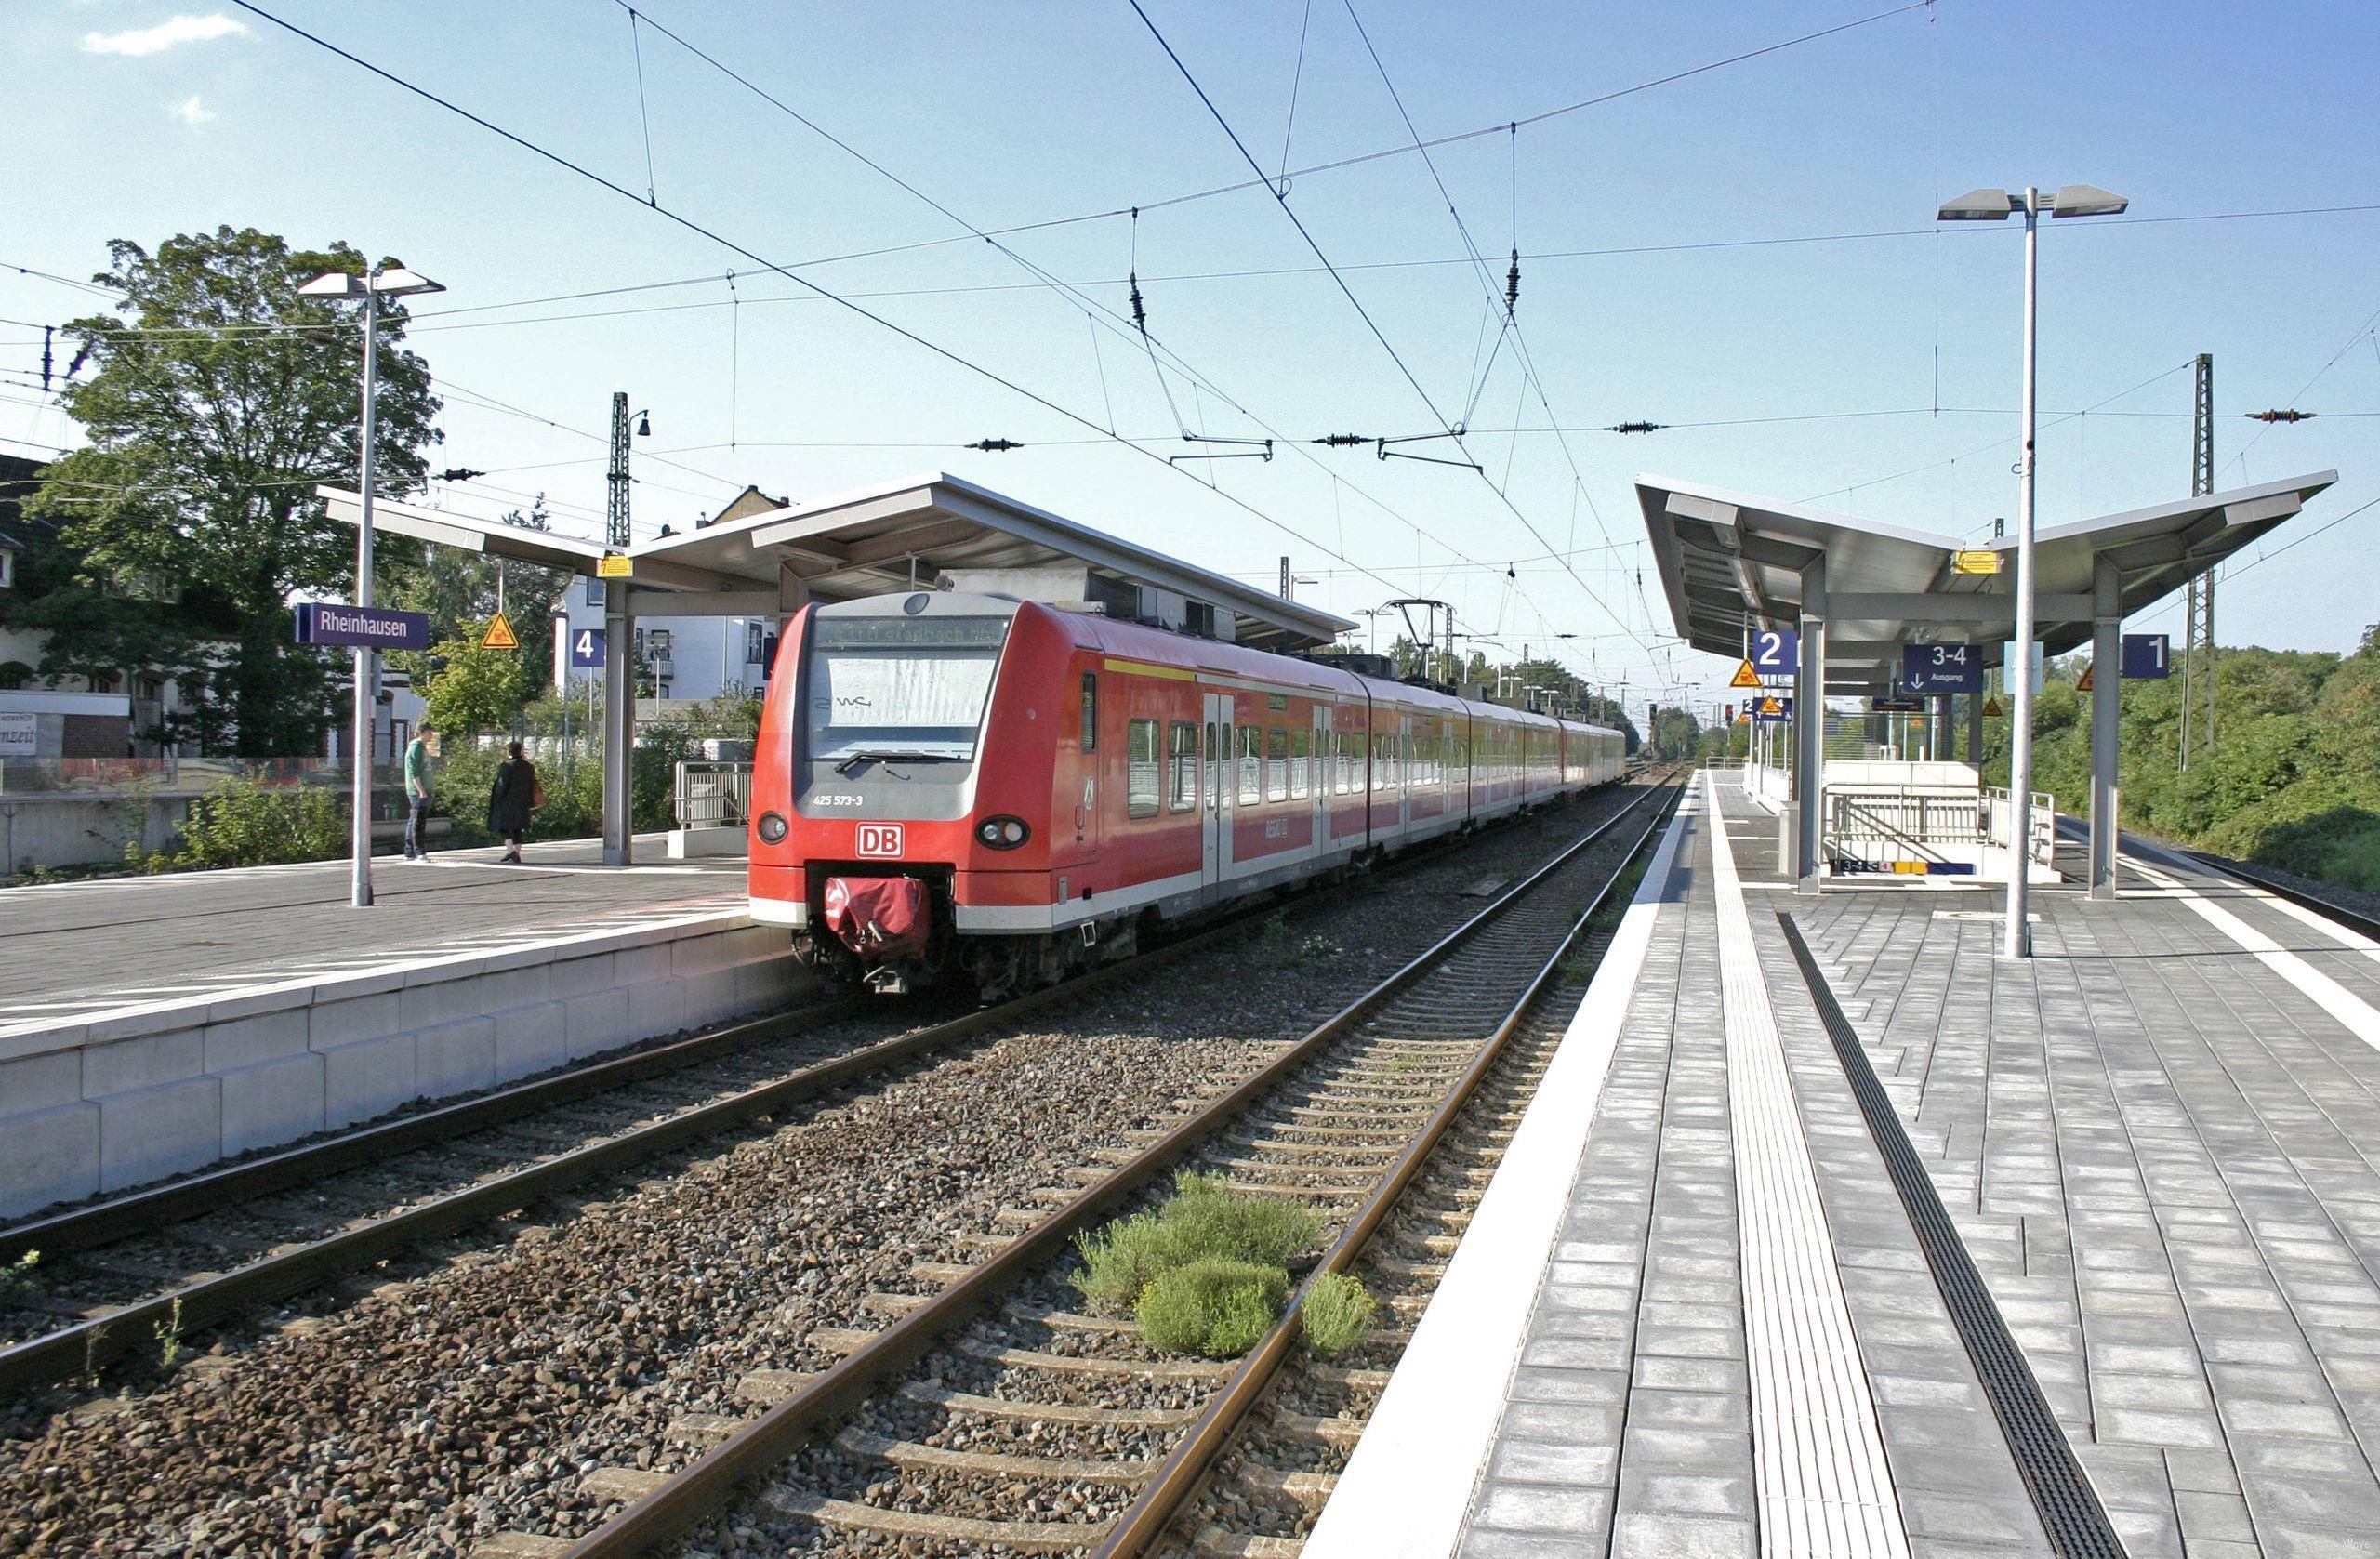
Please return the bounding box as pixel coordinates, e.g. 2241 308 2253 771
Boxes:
487 740 539 864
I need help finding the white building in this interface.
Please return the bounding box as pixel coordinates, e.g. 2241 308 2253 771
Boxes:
555 484 786 704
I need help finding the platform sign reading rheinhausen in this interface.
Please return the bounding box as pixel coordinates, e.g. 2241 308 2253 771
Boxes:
293 602 430 653
1902 641 1981 694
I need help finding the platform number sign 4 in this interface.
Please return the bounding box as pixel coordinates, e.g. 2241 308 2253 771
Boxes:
1750 628 1799 677
856 822 905 858
1902 641 1981 694
569 628 606 669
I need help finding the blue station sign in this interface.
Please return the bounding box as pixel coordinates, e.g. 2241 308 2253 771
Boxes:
568 628 607 668
1902 641 1982 694
293 601 430 653
2121 633 2171 680
1751 628 1799 677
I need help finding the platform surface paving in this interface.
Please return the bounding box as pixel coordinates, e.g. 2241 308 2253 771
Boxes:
1312 771 2380 1559
0 835 743 1034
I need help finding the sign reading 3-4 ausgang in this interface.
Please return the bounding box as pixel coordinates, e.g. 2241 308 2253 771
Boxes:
293 602 432 653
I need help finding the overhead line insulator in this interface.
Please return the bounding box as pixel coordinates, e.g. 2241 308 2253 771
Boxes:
966 439 1025 452
1312 433 1370 447
1505 250 1520 315
2245 408 2314 423
1607 421 1664 434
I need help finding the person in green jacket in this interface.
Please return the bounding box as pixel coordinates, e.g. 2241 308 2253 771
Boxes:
403 722 438 860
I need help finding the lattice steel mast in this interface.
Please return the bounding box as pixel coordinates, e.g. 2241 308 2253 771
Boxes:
2179 354 2215 769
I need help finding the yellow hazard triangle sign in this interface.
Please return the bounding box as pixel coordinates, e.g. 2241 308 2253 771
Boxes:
480 612 520 651
1982 694 2004 717
2076 664 2095 692
1728 658 1763 690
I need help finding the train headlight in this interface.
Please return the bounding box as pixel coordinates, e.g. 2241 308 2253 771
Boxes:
757 812 789 844
977 814 1029 850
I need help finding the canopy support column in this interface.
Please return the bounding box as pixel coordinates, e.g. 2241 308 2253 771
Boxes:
1794 556 1827 894
602 577 634 867
2088 554 2121 899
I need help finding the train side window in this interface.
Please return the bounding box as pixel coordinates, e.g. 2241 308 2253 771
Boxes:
1289 729 1310 799
1125 718 1159 818
1205 721 1220 811
1080 673 1098 752
1237 725 1261 805
1266 727 1289 802
1169 720 1197 812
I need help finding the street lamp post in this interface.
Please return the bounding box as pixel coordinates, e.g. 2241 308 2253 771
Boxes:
298 263 445 908
1937 183 2126 958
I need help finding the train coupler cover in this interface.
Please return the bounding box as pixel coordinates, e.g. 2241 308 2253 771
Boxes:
821 875 932 962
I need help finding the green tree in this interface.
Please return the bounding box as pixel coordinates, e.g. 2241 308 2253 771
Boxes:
382 496 568 704
20 228 441 755
421 638 531 736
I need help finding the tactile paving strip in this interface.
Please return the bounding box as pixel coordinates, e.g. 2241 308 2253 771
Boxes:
1702 773 1912 1559
1778 914 2129 1559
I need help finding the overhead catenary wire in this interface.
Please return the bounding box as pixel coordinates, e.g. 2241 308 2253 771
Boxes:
609 0 1618 681
218 0 1562 673
1130 0 1656 667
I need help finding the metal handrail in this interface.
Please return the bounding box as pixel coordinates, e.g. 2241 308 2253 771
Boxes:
673 760 752 829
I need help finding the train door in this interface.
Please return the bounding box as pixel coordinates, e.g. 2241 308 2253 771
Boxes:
1393 716 1412 832
1203 690 1233 902
1311 704 1330 859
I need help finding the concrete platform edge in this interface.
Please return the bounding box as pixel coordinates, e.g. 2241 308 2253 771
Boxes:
1302 786 1695 1559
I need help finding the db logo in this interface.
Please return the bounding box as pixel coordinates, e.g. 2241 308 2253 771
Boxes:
856 822 904 857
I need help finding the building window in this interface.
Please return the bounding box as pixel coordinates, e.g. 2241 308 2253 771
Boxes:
744 621 766 665
1169 721 1197 811
135 675 164 703
1126 718 1160 818
1080 672 1098 752
0 661 29 691
89 671 121 694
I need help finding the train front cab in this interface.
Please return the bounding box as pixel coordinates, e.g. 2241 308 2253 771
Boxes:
749 590 1087 993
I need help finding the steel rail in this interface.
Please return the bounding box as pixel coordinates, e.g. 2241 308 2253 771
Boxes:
2185 851 2380 941
1092 780 1681 1557
0 993 871 1265
0 894 1281 1396
560 774 1679 1559
0 783 1646 1396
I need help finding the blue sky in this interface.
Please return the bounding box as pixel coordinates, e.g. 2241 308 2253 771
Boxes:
2 0 2373 719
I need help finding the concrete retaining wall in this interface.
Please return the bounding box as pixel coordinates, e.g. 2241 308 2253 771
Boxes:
0 912 814 1221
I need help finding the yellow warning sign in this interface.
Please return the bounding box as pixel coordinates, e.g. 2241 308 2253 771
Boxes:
596 554 633 579
1951 549 2003 575
479 612 519 651
2076 663 2095 692
1757 696 1785 716
1983 695 2004 717
1728 658 1763 690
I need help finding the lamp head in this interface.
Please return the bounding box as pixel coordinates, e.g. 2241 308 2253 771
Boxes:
636 413 652 438
369 266 445 297
2049 183 2128 217
298 271 367 298
1937 187 2016 221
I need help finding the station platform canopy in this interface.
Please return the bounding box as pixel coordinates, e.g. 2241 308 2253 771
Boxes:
1635 469 2338 693
320 472 1354 653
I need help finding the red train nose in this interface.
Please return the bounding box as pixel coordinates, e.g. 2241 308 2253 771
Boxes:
821 876 931 962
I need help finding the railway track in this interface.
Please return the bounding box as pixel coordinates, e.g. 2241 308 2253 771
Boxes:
0 781 1658 1402
2185 850 2380 939
478 775 1681 1559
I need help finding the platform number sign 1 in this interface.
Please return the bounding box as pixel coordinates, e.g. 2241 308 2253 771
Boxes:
1901 641 1981 694
2120 633 2171 680
1750 628 1799 677
569 628 606 668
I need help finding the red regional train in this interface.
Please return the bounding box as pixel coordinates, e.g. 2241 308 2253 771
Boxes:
748 589 1627 996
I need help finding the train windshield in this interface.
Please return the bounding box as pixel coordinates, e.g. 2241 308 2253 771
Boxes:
804 614 1011 764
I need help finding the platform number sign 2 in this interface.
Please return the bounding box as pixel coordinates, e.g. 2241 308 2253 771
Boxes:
569 628 606 669
1901 641 1981 694
1750 628 1799 677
